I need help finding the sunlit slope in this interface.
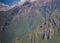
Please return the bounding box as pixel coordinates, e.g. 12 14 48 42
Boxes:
19 10 60 43
9 6 45 39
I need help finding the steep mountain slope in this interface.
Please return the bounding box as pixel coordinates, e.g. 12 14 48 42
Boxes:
0 0 60 43
20 10 60 43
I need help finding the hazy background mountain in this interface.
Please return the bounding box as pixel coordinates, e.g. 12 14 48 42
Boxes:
0 0 60 43
0 3 10 11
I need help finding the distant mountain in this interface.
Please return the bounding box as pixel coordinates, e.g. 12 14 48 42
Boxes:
0 3 11 11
